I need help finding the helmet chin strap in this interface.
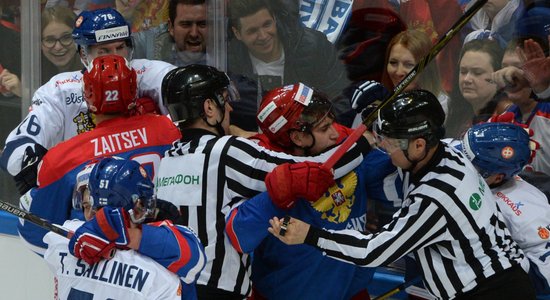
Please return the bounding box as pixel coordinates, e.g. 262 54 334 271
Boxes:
402 143 429 172
203 106 226 136
293 131 316 156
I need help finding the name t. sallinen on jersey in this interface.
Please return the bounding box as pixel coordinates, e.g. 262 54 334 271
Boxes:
58 251 151 292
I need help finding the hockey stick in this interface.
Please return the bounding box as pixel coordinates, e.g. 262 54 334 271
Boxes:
373 276 422 300
0 200 115 259
0 200 72 238
323 0 488 170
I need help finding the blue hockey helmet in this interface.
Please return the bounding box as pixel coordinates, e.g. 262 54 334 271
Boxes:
72 7 131 47
461 122 531 179
87 157 156 223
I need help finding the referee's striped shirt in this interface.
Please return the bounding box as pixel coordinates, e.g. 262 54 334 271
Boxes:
304 142 524 300
156 128 370 297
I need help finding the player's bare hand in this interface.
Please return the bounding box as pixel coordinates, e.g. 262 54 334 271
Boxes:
0 69 22 97
268 216 309 245
517 38 550 94
490 66 528 93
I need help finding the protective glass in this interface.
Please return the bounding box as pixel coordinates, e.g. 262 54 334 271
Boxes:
42 33 73 48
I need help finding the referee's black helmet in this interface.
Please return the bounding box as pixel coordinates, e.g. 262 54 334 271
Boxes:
375 89 445 147
161 64 235 126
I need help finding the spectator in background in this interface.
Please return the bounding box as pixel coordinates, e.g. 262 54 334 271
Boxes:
397 0 463 93
445 39 503 138
0 1 21 98
337 2 406 83
0 6 82 98
381 29 449 117
44 0 114 15
463 0 524 48
490 57 550 176
41 6 82 79
116 0 168 33
227 0 353 131
133 0 207 67
516 1 550 102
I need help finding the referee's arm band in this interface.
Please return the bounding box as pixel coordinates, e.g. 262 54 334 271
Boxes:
304 225 326 247
356 135 372 155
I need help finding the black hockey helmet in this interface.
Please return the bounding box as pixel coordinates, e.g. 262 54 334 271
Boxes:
161 64 236 125
375 89 445 147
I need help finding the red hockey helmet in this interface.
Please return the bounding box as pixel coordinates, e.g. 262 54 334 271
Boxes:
257 83 333 148
83 54 137 114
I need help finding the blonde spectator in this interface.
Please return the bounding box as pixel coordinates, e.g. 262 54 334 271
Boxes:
381 29 449 117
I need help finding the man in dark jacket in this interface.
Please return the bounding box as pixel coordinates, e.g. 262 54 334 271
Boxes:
227 0 354 131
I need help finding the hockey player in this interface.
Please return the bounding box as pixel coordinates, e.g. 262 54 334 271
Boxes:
0 7 176 195
18 55 181 254
43 157 205 299
268 90 536 300
456 122 550 299
224 83 397 299
156 65 372 299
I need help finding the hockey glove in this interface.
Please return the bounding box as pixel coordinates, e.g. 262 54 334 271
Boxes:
128 97 160 116
69 206 131 264
13 143 48 195
69 229 116 265
351 80 390 115
265 161 335 210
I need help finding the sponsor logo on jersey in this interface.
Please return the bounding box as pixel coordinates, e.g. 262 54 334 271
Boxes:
469 193 482 210
94 26 129 43
495 191 523 216
55 74 81 87
313 171 357 223
32 98 43 106
91 128 149 156
135 65 146 75
538 226 550 239
156 174 200 187
73 111 95 134
65 92 84 105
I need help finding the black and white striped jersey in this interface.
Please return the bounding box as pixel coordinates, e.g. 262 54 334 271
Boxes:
304 142 524 300
156 128 370 297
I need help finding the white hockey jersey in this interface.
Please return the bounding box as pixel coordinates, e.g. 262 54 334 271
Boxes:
492 176 550 293
43 220 184 300
1 59 175 176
